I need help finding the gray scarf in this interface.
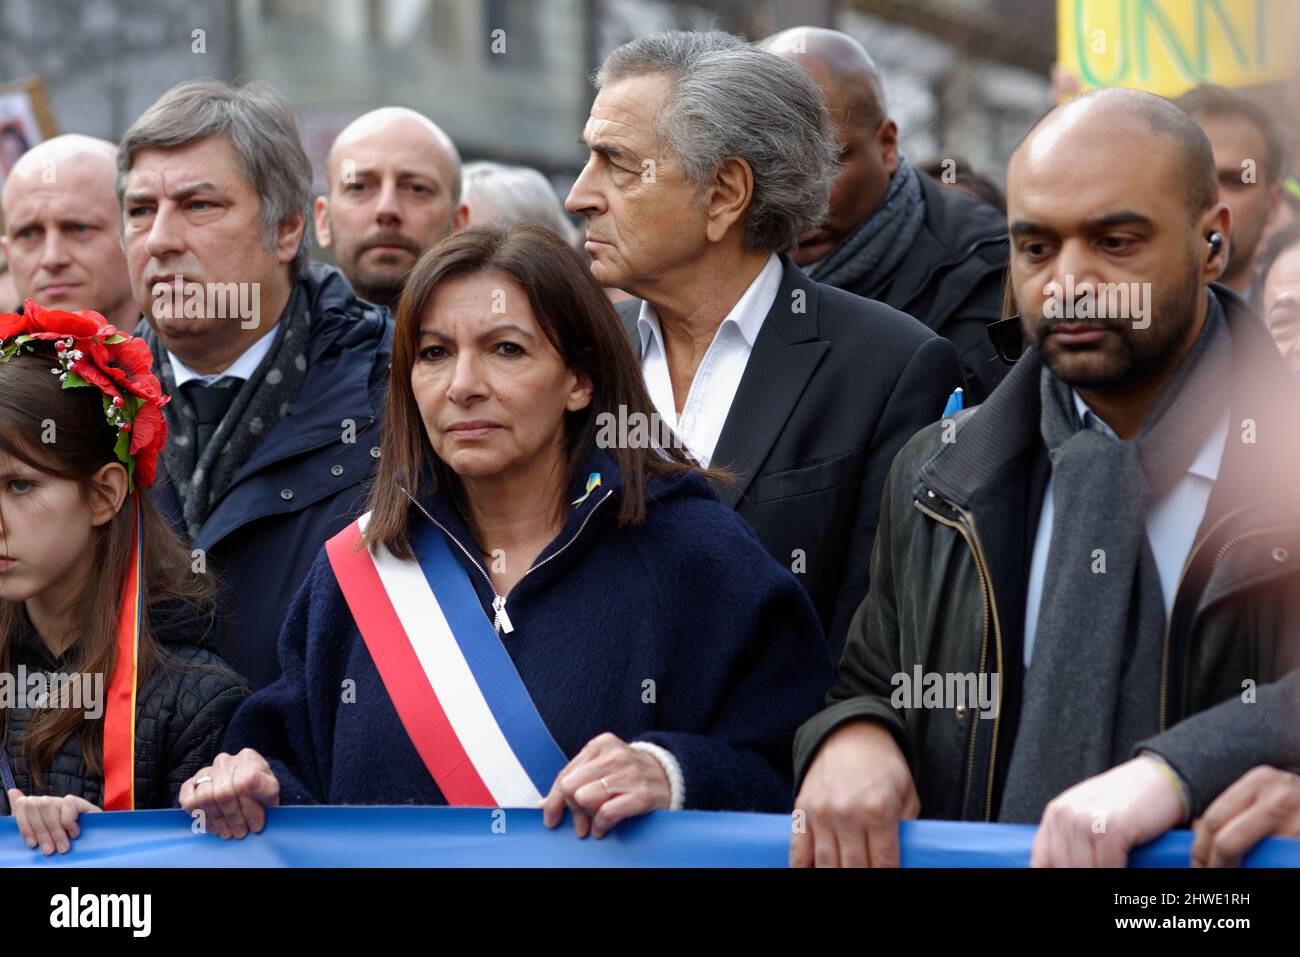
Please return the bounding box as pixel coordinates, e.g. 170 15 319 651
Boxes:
998 296 1233 822
803 154 925 293
148 282 312 540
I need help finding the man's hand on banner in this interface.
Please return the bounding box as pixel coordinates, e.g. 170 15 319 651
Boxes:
789 719 920 868
1032 756 1184 867
180 748 281 840
540 732 671 839
6 789 101 856
1192 766 1300 868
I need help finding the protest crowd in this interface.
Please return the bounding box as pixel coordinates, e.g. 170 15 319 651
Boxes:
1 17 1299 873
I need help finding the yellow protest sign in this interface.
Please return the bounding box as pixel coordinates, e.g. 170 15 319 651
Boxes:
1058 0 1298 97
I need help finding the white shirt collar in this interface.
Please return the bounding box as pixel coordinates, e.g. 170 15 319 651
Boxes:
1072 390 1227 482
168 326 278 388
634 253 783 357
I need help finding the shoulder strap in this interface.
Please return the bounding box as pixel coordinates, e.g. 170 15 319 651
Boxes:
325 515 567 807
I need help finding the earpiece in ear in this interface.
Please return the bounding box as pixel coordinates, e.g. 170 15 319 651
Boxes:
1207 231 1224 258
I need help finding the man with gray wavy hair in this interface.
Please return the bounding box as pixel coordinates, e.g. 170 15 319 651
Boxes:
117 79 393 689
568 30 962 656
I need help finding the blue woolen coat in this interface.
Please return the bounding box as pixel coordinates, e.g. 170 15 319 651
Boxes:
222 447 834 812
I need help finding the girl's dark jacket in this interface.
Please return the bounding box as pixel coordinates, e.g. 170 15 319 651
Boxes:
223 447 834 812
0 600 249 814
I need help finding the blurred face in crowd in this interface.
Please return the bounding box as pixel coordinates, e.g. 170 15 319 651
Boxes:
1195 112 1282 289
1008 104 1227 392
412 271 590 485
315 109 467 308
765 39 897 266
121 135 303 374
1 138 138 331
1262 241 1300 375
566 74 719 297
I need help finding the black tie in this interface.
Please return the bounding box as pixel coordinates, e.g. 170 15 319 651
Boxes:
180 377 240 460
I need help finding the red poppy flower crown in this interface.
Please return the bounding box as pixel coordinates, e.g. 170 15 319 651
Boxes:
0 301 169 491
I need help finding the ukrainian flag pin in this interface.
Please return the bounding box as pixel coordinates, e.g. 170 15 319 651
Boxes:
571 471 602 506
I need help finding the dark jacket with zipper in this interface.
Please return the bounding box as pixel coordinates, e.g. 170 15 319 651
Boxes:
0 600 249 814
151 263 394 691
820 173 1010 404
793 286 1300 821
223 447 834 812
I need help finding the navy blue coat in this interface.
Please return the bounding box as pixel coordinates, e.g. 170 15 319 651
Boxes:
222 448 834 812
153 263 393 690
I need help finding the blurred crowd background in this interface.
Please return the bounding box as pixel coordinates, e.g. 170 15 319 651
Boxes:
0 0 1295 289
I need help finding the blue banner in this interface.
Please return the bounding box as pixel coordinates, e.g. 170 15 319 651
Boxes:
0 807 1296 867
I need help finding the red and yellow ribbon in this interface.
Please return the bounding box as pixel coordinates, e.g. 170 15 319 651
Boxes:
101 492 143 811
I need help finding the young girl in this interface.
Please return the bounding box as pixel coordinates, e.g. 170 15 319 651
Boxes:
0 302 247 856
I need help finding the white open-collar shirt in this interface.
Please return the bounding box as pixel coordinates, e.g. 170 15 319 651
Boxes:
634 253 783 468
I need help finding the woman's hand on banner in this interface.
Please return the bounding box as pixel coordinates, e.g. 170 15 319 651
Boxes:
540 732 671 839
180 748 281 840
7 789 101 856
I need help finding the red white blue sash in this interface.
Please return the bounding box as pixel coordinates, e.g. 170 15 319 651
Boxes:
324 512 567 807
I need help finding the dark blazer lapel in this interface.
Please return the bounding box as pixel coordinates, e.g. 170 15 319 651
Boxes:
709 259 827 508
613 260 828 508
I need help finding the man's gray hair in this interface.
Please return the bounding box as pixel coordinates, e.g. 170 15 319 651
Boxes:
463 161 580 248
117 80 312 276
596 31 838 253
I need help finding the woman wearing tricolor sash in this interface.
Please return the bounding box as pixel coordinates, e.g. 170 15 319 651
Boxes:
0 303 248 855
184 224 833 839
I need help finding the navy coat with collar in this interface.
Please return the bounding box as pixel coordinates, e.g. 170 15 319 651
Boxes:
151 263 393 690
222 448 834 812
617 256 964 660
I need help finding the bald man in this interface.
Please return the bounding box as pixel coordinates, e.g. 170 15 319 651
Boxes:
314 107 467 309
791 88 1300 868
1 134 137 329
763 27 1009 402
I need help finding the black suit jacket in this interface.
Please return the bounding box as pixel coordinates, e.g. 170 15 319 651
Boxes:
617 256 964 659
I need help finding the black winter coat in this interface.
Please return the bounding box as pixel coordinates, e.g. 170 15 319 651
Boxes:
0 600 248 814
793 286 1300 821
822 173 1010 404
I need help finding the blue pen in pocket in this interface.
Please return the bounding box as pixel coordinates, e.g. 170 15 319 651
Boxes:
942 387 964 420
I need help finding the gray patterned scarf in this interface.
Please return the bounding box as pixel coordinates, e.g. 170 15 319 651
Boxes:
147 282 312 539
803 155 926 293
998 295 1233 822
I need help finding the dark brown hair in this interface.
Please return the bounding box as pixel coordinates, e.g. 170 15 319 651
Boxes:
364 222 708 560
0 350 214 786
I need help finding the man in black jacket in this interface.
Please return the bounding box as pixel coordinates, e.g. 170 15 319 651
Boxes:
118 81 392 689
566 31 963 658
791 88 1300 867
764 27 1009 404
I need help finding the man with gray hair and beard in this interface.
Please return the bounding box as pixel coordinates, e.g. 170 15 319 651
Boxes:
118 80 393 689
566 31 962 657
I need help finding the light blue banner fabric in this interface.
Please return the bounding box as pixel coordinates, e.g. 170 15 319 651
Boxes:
0 807 1295 867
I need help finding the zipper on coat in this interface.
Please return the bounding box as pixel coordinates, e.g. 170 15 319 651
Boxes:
401 485 615 635
914 491 1005 822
